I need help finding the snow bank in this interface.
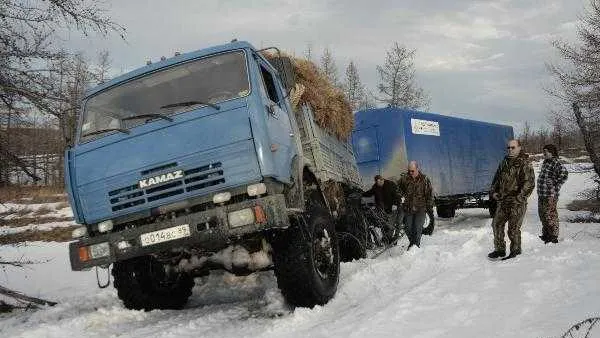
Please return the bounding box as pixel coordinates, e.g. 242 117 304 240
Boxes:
0 168 598 338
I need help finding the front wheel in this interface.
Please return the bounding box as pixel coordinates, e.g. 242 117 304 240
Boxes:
112 256 194 311
271 208 340 308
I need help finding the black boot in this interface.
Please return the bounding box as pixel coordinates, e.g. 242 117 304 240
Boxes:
539 235 549 243
549 236 558 244
501 250 521 260
488 250 506 259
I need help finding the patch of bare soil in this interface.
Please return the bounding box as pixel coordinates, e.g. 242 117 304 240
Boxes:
567 199 600 213
0 227 77 245
0 217 74 228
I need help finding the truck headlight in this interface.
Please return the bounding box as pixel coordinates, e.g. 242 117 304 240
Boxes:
228 208 255 228
213 192 231 204
97 220 113 233
72 227 87 239
247 183 266 196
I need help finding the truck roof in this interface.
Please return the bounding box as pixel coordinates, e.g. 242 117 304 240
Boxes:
84 40 256 99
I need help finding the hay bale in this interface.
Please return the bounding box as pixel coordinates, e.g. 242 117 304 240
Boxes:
266 54 353 140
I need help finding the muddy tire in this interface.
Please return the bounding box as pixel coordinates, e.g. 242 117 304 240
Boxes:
271 208 340 308
112 256 194 311
437 204 456 218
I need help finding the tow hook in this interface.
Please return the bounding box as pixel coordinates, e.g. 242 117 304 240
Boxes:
96 265 111 289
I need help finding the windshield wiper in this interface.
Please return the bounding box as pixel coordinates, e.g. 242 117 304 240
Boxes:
81 128 131 138
121 113 173 122
160 100 220 111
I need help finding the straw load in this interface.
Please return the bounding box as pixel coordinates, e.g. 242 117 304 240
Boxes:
267 54 354 140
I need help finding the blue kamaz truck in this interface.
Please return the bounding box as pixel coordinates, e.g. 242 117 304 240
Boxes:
352 108 514 218
65 41 366 310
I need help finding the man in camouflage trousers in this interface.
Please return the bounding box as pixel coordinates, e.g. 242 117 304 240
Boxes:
537 144 568 244
488 139 535 260
398 161 433 250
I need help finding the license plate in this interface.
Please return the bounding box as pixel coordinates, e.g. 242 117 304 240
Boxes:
140 224 191 247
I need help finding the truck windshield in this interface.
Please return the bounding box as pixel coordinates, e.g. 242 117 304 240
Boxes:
79 51 250 143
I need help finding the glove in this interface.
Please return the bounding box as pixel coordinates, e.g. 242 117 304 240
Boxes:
392 205 398 211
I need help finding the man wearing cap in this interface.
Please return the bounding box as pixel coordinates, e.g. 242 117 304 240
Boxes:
537 144 568 244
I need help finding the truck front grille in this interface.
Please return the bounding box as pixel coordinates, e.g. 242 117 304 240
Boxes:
108 162 225 212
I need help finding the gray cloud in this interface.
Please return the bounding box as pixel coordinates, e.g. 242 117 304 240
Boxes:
63 0 585 132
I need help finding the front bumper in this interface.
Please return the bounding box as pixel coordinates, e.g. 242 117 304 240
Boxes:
69 194 289 271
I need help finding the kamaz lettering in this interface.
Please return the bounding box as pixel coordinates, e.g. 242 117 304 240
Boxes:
138 170 184 189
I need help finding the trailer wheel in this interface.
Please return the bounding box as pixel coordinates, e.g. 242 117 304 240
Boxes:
112 256 194 311
422 208 435 235
436 205 455 218
271 207 340 308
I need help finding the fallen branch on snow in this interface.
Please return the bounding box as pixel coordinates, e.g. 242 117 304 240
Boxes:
0 285 57 308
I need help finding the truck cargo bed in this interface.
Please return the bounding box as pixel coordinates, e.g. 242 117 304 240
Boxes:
296 104 362 188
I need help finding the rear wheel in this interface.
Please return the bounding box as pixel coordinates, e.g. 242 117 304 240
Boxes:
437 204 456 218
271 207 340 308
337 212 367 262
112 256 194 311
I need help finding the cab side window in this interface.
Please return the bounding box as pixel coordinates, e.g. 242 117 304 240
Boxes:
259 64 282 105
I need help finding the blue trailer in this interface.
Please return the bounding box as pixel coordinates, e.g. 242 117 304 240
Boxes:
352 107 514 218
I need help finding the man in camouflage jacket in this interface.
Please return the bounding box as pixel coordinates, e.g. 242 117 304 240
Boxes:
398 161 433 249
488 139 535 260
537 144 568 244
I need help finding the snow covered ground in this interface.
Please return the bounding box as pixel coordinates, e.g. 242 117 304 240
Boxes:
1 167 599 338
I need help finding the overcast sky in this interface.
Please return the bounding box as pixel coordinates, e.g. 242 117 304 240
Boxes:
64 0 586 132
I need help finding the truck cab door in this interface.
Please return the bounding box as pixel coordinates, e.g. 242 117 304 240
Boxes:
257 59 295 183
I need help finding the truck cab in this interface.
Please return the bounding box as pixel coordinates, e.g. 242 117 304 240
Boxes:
66 41 340 310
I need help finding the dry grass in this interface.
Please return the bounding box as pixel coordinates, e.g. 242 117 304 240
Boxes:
0 186 66 204
32 206 53 216
0 226 77 245
567 199 600 213
55 202 70 209
265 53 353 140
0 216 73 228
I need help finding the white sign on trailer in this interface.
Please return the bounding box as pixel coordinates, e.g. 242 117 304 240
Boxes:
411 118 440 136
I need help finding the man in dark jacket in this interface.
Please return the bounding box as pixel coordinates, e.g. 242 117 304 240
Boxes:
398 161 433 249
488 139 535 260
363 175 401 243
362 175 399 213
537 144 568 244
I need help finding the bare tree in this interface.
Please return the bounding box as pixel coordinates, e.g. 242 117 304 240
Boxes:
304 42 313 62
573 102 600 175
94 50 112 84
521 121 532 151
343 61 365 112
320 47 339 86
358 90 377 111
376 42 429 109
550 114 566 151
547 0 600 178
0 0 125 183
